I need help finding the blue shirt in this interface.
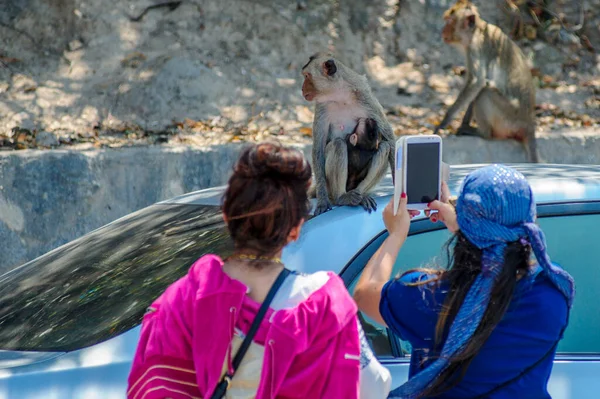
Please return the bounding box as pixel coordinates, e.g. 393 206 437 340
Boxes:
379 266 569 398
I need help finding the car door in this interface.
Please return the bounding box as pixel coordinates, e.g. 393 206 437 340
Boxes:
342 201 600 398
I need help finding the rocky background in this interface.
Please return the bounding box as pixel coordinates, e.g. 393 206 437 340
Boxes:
1 0 599 148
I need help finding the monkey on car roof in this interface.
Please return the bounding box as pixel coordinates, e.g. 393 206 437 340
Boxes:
301 53 396 216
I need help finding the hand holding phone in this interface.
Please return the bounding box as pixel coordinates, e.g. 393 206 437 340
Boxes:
425 181 459 232
383 194 421 240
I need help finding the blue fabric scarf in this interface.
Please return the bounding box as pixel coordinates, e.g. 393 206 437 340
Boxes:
389 164 575 399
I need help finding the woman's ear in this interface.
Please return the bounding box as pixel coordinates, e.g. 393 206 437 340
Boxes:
287 219 305 243
222 212 228 224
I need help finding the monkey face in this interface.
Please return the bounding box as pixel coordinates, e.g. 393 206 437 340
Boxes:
443 13 477 45
442 1 478 46
302 72 318 101
301 53 338 102
442 17 458 43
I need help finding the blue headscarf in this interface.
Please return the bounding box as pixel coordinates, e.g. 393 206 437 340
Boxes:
389 164 575 399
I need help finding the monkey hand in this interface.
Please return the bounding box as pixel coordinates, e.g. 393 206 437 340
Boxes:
359 194 377 213
314 197 333 216
456 125 479 137
337 190 363 207
337 190 377 213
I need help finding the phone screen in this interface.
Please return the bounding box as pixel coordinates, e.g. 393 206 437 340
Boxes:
406 142 440 203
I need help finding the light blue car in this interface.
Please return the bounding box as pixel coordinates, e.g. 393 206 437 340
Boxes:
0 163 598 399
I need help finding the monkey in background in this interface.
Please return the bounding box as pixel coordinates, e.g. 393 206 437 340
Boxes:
301 53 396 216
346 118 381 193
434 0 540 163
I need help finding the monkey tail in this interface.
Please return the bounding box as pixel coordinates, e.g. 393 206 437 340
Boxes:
526 127 540 163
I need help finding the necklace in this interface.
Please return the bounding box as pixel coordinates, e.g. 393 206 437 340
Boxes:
227 253 283 264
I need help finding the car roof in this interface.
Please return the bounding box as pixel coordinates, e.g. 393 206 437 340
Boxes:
162 163 600 275
164 163 600 208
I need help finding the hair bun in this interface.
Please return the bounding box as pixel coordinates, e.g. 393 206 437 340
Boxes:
234 142 312 183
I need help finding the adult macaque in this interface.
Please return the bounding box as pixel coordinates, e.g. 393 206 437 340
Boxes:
301 53 396 215
434 0 540 163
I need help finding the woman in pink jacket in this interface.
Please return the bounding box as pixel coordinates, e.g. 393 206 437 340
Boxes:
127 142 391 399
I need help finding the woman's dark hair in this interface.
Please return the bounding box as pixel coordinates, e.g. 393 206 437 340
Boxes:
401 230 532 397
221 142 312 260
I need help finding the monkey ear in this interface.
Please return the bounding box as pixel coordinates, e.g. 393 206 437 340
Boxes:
349 133 358 146
464 13 476 29
323 59 337 77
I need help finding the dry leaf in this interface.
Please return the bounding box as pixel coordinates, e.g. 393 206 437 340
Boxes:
542 75 554 85
525 25 537 40
299 127 312 136
426 116 441 125
183 118 210 130
0 55 20 64
581 35 595 52
452 66 466 76
121 52 146 68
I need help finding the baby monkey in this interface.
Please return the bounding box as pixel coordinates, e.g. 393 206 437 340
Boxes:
346 118 381 194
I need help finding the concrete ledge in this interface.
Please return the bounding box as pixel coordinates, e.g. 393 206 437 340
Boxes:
1 130 599 271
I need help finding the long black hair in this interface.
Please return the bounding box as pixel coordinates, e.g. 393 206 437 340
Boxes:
400 230 532 397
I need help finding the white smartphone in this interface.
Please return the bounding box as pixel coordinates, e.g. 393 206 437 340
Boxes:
394 134 443 213
393 136 406 215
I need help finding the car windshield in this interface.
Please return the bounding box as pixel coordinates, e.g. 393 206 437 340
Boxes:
0 203 233 352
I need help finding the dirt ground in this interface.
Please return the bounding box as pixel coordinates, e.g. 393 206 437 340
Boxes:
1 0 599 151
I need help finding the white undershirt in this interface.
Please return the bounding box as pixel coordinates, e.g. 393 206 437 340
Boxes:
222 271 392 399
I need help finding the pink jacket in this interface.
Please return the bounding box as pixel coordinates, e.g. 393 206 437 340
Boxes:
127 254 361 399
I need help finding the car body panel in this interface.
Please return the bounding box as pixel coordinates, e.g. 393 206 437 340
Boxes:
0 326 140 398
1 163 599 398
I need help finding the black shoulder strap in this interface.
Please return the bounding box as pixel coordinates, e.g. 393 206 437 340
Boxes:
231 268 291 371
211 267 291 398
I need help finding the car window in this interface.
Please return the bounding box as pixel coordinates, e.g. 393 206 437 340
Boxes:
349 212 600 357
347 283 393 357
387 228 453 355
346 228 451 358
0 204 233 352
537 214 600 354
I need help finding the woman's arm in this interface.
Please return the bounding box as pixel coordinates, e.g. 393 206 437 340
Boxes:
353 182 456 327
353 233 405 326
353 194 414 326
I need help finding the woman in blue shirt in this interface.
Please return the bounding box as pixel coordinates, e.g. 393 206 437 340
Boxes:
354 164 575 398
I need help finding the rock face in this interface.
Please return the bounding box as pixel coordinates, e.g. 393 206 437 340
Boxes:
1 130 600 271
1 0 598 136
